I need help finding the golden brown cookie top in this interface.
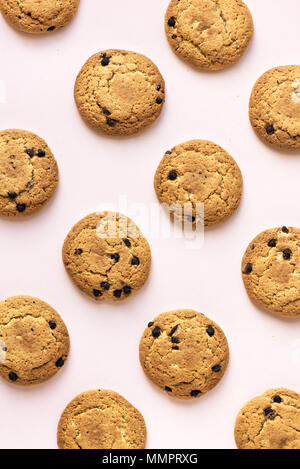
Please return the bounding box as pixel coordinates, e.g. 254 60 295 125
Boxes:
0 0 80 34
235 388 300 449
154 140 243 227
165 0 253 70
0 129 58 217
242 226 300 318
57 389 147 449
139 309 229 400
250 66 300 150
63 212 151 301
0 296 70 385
74 49 165 136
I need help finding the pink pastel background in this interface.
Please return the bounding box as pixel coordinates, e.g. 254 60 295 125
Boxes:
0 0 300 449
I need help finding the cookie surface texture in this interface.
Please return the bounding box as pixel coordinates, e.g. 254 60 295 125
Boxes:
242 227 300 318
0 296 70 385
249 66 300 150
154 140 242 227
0 129 58 217
0 0 80 34
63 212 151 301
139 309 229 400
165 0 253 70
74 49 165 136
235 388 300 449
57 389 147 449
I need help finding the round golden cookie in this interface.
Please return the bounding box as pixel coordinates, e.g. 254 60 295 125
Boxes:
63 212 151 301
0 0 80 34
165 0 253 71
154 140 243 227
235 388 300 449
0 129 58 217
249 66 300 150
139 309 229 400
74 49 165 136
242 226 300 318
0 296 70 385
57 389 147 449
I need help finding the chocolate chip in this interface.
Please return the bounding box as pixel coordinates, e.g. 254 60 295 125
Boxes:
165 150 172 155
186 215 195 223
102 107 111 115
157 85 161 91
244 263 252 274
37 149 45 157
264 407 274 417
169 325 179 336
113 289 122 298
8 371 18 381
168 17 176 27
101 54 110 66
111 253 120 262
101 282 110 290
156 97 163 104
172 346 179 350
131 256 140 266
55 357 64 367
8 192 17 199
49 320 56 330
172 34 177 39
152 326 161 338
123 286 132 295
165 386 172 392
283 249 292 260
190 390 201 397
123 238 131 247
27 12 31 17
171 337 180 344
25 148 34 157
93 289 102 297
251 244 255 250
268 239 277 247
206 326 215 337
47 26 56 31
2 346 7 352
148 321 154 327
273 395 282 403
74 248 83 255
16 203 26 213
168 170 177 180
266 124 275 135
212 365 221 372
106 117 117 127
282 226 289 233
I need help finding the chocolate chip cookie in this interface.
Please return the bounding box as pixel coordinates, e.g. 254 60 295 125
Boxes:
154 140 243 227
63 212 151 301
0 129 58 217
0 0 80 34
0 296 70 385
235 388 300 449
139 309 229 400
57 389 147 449
74 49 165 136
242 227 300 318
165 0 253 70
250 66 300 150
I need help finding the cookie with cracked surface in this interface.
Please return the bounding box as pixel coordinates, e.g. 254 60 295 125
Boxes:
235 388 300 449
139 309 229 400
74 49 165 136
0 0 80 34
57 389 146 449
0 129 58 217
250 66 300 150
0 296 70 385
154 140 243 227
165 0 253 71
63 212 151 301
242 227 300 318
